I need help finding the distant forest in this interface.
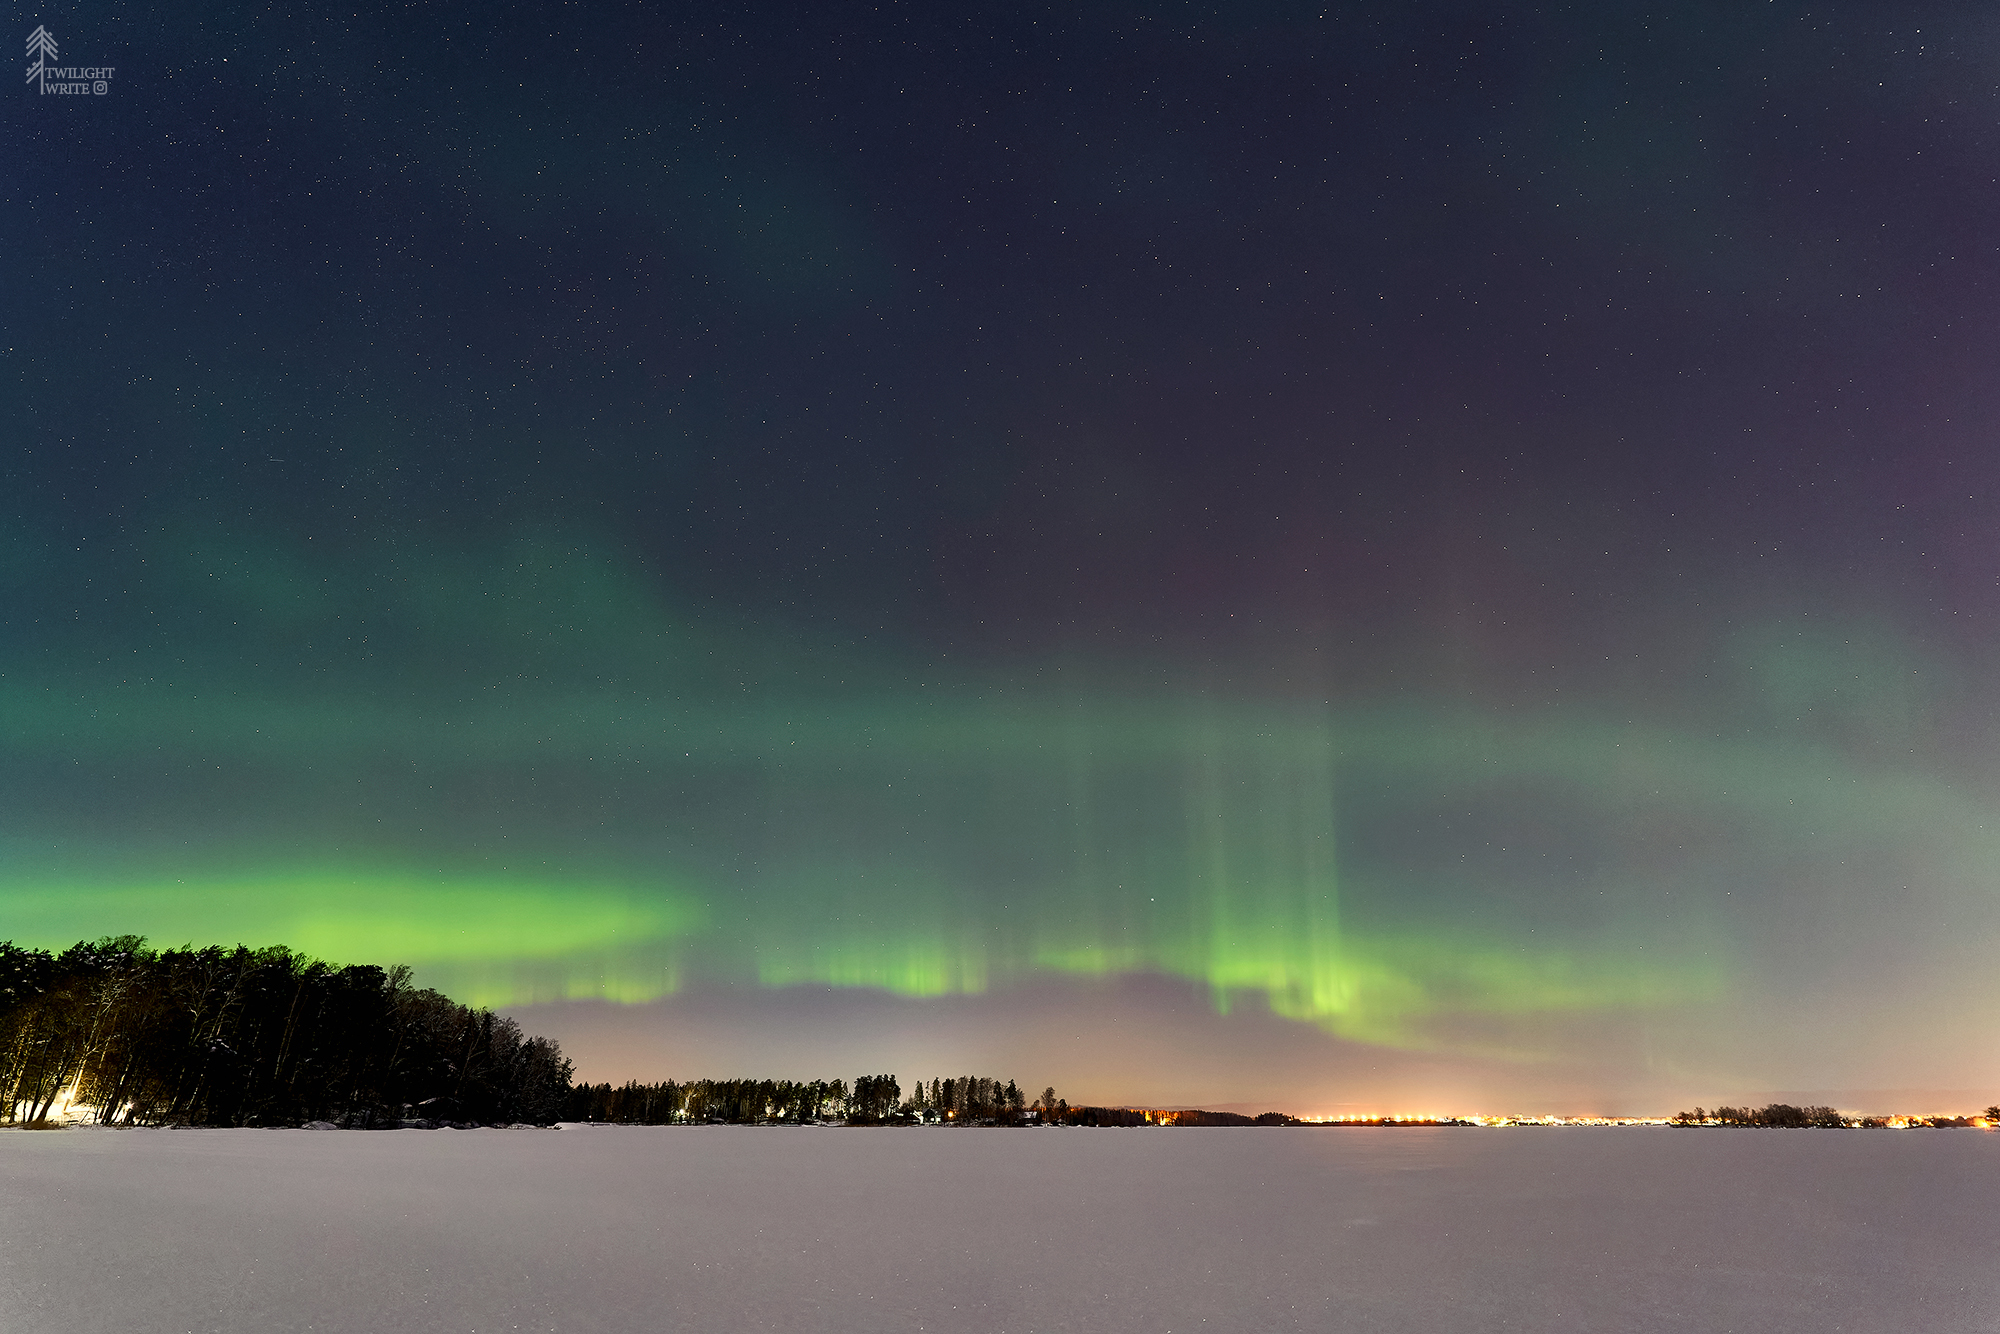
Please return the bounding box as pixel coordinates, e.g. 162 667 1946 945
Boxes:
1 937 572 1127
565 1075 1300 1126
1672 1103 1999 1129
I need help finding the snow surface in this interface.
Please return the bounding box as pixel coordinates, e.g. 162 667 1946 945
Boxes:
3 1124 1995 1333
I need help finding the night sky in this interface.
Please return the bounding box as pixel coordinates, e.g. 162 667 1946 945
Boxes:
7 1 1998 1115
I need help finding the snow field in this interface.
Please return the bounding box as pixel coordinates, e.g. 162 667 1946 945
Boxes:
2 1124 1995 1333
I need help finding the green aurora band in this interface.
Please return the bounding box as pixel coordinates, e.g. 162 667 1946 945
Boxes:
3 533 1984 1056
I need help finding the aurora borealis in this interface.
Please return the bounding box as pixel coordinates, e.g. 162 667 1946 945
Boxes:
7 2 1999 1113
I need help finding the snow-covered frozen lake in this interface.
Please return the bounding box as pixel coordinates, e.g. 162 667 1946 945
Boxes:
4 1123 1994 1333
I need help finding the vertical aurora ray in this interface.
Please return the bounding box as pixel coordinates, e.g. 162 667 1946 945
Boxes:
0 533 1988 1064
0 656 1725 1048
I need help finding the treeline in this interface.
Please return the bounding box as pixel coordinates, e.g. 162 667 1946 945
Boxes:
569 1073 1034 1125
1049 1107 1299 1126
1672 1103 2000 1128
569 1074 1305 1128
1 937 573 1127
1672 1103 1847 1128
569 1078 855 1124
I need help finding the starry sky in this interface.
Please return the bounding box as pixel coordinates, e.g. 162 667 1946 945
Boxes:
5 1 1998 1115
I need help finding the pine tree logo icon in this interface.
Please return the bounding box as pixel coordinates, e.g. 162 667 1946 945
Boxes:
25 25 56 93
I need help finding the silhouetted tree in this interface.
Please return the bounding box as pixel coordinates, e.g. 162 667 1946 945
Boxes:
849 1074 901 1121
0 937 572 1127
